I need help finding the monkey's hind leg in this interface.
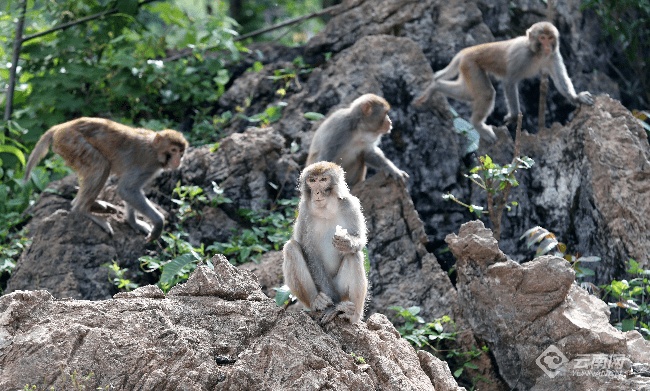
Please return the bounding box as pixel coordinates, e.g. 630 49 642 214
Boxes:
73 171 114 236
282 239 327 310
333 252 367 323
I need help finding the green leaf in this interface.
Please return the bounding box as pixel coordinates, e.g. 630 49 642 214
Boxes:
273 285 292 306
453 368 463 377
159 253 200 284
0 145 26 166
304 112 325 121
117 0 139 15
622 318 636 332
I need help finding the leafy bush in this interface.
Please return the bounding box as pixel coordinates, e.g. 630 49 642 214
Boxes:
389 305 490 390
207 198 298 264
601 259 650 338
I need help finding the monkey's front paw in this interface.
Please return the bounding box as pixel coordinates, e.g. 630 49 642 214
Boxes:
332 234 354 253
390 169 409 186
312 292 334 311
577 91 594 105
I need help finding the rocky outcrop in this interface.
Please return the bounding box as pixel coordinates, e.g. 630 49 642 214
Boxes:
446 220 650 390
483 95 650 283
0 254 465 391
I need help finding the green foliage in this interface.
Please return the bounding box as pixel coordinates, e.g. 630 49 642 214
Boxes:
449 107 480 155
171 181 233 223
206 198 298 264
273 285 294 306
350 351 366 364
304 112 325 121
601 259 650 338
139 230 208 293
443 155 533 218
388 306 457 348
581 0 650 105
389 305 490 390
232 0 325 45
103 261 140 292
520 226 601 279
237 102 288 126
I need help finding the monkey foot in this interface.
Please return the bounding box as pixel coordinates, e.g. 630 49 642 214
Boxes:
335 301 357 320
90 200 119 214
128 218 153 236
319 307 338 324
312 292 334 311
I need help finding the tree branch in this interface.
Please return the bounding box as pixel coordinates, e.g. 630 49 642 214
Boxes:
21 0 162 44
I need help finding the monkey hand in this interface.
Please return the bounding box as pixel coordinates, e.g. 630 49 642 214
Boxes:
576 91 594 106
312 292 334 311
333 233 356 254
388 169 409 186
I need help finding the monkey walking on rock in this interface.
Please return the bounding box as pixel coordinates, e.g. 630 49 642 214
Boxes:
283 162 368 324
413 21 594 142
23 117 189 242
307 93 409 187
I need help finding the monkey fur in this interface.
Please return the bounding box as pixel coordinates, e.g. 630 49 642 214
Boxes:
413 21 594 142
307 94 409 187
283 161 368 324
24 117 188 242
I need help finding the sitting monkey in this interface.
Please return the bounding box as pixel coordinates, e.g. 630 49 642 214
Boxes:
283 162 368 324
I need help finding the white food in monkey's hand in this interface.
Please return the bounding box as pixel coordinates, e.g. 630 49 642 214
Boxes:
335 225 348 237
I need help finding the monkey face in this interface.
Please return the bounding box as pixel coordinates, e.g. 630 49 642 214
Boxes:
167 145 184 169
380 113 392 134
306 174 332 207
538 34 555 54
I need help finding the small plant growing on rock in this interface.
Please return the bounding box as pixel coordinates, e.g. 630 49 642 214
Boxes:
601 259 650 338
389 306 490 390
443 113 534 240
103 261 140 292
207 198 298 264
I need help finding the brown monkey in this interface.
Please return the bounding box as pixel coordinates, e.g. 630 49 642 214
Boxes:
413 21 594 142
307 94 409 187
23 117 188 242
283 162 367 324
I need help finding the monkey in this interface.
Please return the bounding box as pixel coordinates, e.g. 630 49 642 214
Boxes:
23 117 188 242
413 21 594 142
282 161 367 324
307 93 409 187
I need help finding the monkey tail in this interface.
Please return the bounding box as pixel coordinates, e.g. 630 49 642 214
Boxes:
434 54 461 81
23 128 54 184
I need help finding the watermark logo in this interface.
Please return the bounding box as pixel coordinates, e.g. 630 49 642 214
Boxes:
536 344 569 378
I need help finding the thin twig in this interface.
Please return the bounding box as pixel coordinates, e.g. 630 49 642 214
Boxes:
4 0 27 121
234 4 342 42
21 0 162 44
164 4 343 62
538 71 549 132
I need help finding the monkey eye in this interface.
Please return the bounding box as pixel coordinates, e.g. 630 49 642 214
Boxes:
320 177 328 182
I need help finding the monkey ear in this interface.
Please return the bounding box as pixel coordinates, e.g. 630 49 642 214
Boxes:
362 102 373 116
152 133 163 147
